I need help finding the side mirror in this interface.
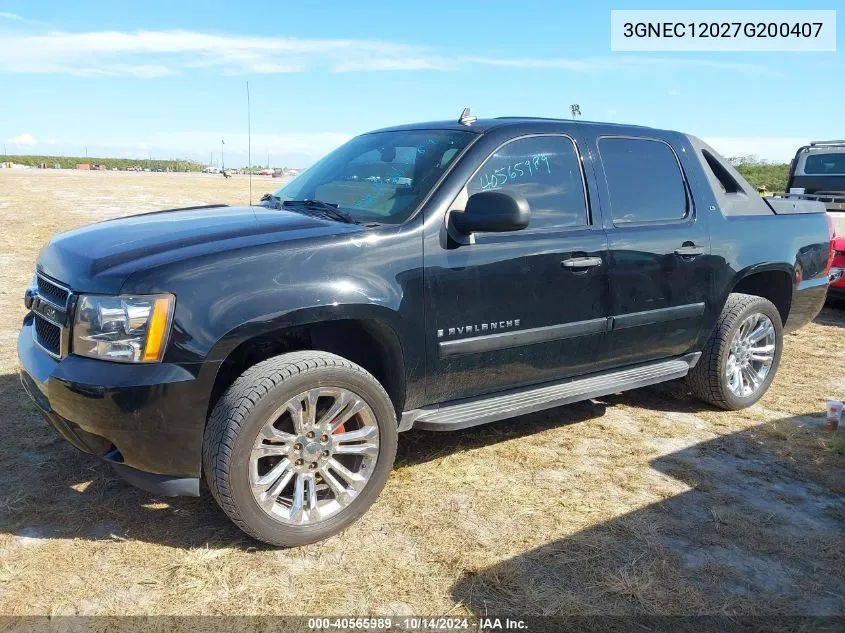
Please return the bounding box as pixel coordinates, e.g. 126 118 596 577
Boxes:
450 191 531 235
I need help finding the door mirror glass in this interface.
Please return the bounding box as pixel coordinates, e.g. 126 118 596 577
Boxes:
450 191 531 234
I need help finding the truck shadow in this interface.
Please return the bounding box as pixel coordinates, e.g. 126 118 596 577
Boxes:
0 353 840 555
449 416 845 625
0 371 616 550
0 372 251 549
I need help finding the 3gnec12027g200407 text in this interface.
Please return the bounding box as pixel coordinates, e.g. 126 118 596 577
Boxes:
622 21 824 39
610 10 836 52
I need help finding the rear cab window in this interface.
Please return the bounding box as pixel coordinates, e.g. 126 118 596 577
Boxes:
802 152 845 176
598 137 689 225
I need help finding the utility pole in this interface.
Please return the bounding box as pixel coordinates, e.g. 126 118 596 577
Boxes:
246 80 252 204
267 151 270 168
85 145 88 158
221 139 225 170
209 151 212 167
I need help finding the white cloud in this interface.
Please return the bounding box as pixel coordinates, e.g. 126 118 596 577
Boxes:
460 55 776 75
0 12 45 24
0 12 25 21
7 133 37 146
667 88 681 96
0 28 780 78
0 30 436 76
703 136 811 162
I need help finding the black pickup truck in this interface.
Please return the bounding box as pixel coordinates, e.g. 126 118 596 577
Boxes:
18 113 834 546
775 140 845 237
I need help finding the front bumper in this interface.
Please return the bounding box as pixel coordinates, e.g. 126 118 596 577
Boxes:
17 314 216 496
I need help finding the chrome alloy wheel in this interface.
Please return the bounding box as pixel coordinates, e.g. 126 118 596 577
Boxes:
725 313 776 398
249 387 380 525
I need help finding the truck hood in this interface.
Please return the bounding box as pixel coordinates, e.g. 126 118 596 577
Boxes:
36 205 363 294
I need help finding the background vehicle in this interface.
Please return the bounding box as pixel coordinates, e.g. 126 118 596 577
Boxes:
774 140 845 236
18 115 833 546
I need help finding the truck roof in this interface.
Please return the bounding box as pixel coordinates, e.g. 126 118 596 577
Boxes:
368 117 672 137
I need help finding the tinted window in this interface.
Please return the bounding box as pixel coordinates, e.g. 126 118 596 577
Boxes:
803 153 845 176
599 138 688 224
466 136 588 230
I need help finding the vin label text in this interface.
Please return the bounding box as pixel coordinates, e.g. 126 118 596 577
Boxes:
610 10 836 52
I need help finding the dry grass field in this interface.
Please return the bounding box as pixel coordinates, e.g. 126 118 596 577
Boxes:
0 169 843 620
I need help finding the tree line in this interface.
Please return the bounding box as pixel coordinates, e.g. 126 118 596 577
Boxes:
729 156 791 193
2 155 205 172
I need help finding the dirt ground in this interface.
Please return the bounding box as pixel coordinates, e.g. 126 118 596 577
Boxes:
0 169 843 619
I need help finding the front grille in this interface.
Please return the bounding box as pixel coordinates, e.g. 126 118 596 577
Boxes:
34 314 62 356
37 275 70 306
30 273 72 358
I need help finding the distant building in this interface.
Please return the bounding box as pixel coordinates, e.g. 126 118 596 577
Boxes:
76 163 91 170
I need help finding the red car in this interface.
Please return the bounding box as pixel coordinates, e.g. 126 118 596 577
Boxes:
830 234 845 302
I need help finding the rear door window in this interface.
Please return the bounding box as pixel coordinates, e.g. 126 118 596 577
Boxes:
598 138 688 225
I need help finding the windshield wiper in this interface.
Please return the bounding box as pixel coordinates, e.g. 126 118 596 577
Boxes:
260 195 382 226
280 199 358 224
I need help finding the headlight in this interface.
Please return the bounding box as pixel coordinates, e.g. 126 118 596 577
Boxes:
72 294 175 363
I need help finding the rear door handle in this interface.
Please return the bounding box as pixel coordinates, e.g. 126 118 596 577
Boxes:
674 245 705 257
562 256 602 269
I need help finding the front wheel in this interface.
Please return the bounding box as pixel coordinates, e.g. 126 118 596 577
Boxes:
686 293 783 410
203 351 398 547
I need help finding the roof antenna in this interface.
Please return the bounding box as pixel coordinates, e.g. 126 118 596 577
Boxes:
458 107 477 126
247 80 252 206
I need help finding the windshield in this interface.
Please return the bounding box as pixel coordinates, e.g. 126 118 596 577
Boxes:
269 129 475 224
803 152 845 176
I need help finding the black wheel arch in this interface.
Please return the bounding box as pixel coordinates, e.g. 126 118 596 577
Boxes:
205 314 408 424
727 265 793 326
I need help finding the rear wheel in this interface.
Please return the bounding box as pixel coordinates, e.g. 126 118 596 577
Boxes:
686 293 783 410
203 351 397 546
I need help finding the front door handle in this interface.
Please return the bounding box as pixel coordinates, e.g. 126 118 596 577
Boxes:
674 244 705 258
562 256 602 269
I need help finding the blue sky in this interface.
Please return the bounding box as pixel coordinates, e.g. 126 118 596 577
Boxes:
1 0 842 166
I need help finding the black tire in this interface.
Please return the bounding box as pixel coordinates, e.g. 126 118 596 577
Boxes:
203 351 397 547
685 293 783 410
